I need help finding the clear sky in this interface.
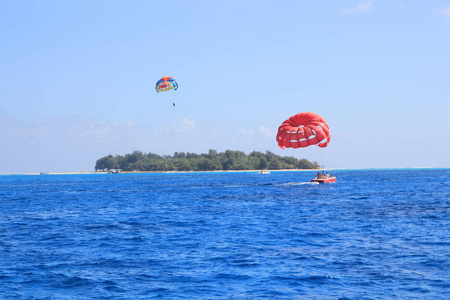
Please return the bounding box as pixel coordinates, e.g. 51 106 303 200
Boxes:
1 0 449 173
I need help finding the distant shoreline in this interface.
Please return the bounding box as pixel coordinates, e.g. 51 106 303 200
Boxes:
1 169 323 176
1 167 449 176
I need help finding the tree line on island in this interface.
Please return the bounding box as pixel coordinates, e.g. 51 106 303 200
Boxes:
95 150 320 172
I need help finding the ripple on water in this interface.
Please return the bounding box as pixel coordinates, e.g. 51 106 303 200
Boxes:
0 170 449 299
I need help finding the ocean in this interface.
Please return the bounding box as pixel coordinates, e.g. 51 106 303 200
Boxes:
0 169 449 299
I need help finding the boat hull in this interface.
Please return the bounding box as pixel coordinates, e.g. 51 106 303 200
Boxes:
257 169 270 174
310 177 336 183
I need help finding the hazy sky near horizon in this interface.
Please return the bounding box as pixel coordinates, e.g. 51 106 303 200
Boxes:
1 0 450 173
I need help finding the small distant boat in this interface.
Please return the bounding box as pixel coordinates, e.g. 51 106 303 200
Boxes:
310 177 336 183
257 169 270 174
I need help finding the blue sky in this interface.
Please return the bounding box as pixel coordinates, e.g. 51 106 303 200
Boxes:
1 0 449 173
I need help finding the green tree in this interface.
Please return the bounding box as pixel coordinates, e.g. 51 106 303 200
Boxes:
268 158 282 169
258 157 268 169
95 149 318 172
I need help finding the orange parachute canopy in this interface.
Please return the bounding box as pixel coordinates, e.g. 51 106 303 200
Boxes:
276 112 330 149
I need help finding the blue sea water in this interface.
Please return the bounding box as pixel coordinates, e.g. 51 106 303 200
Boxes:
0 169 449 300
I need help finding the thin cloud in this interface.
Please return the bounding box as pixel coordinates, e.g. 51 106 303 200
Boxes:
156 118 196 134
127 118 137 127
435 5 450 19
238 129 255 138
0 116 153 173
259 126 273 137
340 0 373 15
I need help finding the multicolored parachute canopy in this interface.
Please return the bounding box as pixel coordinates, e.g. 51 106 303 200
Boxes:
276 112 330 149
155 76 178 93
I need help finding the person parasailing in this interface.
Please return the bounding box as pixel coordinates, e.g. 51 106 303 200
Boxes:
155 76 178 107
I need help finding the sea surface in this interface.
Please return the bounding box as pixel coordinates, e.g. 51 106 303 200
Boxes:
0 169 449 299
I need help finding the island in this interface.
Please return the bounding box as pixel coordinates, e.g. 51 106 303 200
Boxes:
95 150 319 172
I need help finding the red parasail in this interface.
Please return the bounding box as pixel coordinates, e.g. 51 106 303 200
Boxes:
276 112 330 149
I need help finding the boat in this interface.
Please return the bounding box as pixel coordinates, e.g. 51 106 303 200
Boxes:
257 169 270 174
310 176 336 183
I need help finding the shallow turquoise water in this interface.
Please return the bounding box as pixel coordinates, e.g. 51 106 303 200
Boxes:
1 170 449 299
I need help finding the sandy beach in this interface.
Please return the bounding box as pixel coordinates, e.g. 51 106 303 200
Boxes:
2 169 332 176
